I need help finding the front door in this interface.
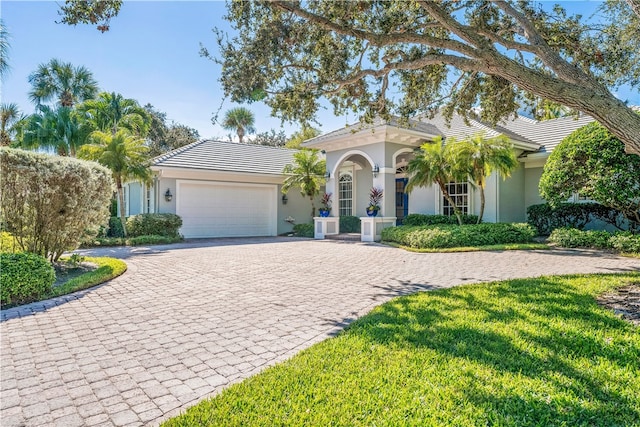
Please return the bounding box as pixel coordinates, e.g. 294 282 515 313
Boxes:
395 178 408 224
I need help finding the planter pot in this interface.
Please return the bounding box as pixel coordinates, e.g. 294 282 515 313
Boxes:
366 208 379 217
319 209 331 217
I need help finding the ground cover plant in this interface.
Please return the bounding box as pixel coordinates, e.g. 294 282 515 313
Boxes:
80 235 183 248
164 273 640 426
381 223 535 250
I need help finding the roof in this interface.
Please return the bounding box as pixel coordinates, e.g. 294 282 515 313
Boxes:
303 116 441 147
152 140 298 175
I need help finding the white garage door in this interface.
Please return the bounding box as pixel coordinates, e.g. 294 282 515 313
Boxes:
177 181 277 238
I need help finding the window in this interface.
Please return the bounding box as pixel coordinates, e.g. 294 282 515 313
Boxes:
145 185 152 213
339 174 353 216
443 182 468 216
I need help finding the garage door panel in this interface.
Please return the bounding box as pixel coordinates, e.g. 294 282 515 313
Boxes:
177 181 277 238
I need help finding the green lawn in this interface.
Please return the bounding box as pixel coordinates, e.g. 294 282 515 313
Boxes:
164 273 640 427
385 241 549 253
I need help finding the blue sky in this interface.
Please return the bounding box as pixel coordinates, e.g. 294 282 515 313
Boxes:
2 1 638 140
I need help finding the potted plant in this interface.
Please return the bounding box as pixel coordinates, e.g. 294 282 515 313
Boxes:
366 187 383 217
319 192 332 217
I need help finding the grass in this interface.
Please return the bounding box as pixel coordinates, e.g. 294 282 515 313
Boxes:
384 241 549 253
50 256 127 297
164 273 640 427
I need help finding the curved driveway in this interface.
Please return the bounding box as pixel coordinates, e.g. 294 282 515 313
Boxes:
1 238 638 427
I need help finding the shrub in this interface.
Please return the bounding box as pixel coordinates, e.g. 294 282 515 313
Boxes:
293 223 314 238
0 148 112 261
403 213 479 226
381 223 535 249
0 252 55 307
80 235 183 247
126 213 182 238
106 216 125 238
609 233 640 253
527 202 627 235
548 228 612 249
340 216 361 233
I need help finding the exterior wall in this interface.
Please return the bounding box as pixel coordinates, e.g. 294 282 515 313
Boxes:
276 185 316 235
157 178 177 214
524 167 545 210
498 163 526 222
354 167 373 216
407 186 437 215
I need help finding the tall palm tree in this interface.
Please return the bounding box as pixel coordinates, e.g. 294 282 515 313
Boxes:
78 130 151 236
0 103 20 146
450 134 519 223
28 58 98 107
0 20 10 78
406 137 467 225
79 91 150 136
18 105 90 156
282 149 326 219
221 107 255 143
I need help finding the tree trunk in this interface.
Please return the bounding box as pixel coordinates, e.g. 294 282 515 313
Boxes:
117 180 128 237
238 127 244 143
478 186 485 224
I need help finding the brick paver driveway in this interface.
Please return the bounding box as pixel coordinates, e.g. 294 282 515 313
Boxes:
1 238 639 426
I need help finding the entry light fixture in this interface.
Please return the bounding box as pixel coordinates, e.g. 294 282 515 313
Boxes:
372 164 380 177
324 171 331 179
164 188 173 202
282 194 288 205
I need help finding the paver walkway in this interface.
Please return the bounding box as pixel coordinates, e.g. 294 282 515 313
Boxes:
1 238 638 427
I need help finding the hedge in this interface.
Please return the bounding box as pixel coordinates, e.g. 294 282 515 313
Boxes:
293 223 314 238
381 223 535 249
549 228 640 253
339 216 361 233
527 202 627 235
126 213 183 238
403 213 479 226
0 252 55 307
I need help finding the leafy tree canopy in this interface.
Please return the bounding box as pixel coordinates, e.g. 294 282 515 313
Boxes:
58 0 122 33
285 126 321 149
248 129 287 147
205 0 640 154
144 104 200 157
539 121 640 229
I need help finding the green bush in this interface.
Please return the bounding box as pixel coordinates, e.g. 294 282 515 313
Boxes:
126 213 182 238
548 228 612 249
527 202 626 235
339 216 361 233
549 228 640 253
403 213 479 226
80 235 183 247
293 223 314 238
381 223 535 249
0 148 112 261
107 217 125 238
0 252 55 307
609 233 640 253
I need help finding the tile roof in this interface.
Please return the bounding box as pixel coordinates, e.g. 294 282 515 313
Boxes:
152 140 298 175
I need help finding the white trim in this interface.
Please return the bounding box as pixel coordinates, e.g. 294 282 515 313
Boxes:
331 150 376 177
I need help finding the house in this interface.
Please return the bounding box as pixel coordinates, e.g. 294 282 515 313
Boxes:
123 112 595 239
303 112 595 227
123 140 312 238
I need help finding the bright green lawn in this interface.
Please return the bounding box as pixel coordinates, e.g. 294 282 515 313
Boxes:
164 273 640 427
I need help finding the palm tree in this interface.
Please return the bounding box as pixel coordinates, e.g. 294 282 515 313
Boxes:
406 137 467 225
79 91 150 136
18 105 90 156
0 103 20 146
28 59 98 107
78 130 151 236
221 107 255 143
450 134 518 223
282 149 326 219
0 20 10 78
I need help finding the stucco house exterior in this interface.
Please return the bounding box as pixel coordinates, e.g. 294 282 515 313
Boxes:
123 111 595 239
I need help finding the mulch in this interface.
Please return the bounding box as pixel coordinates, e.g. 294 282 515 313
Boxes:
597 283 640 326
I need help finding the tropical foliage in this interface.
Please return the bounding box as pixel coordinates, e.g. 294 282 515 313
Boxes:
0 103 21 146
79 91 150 136
58 0 123 33
0 19 9 78
0 147 112 261
18 105 90 156
144 104 199 156
282 149 326 219
406 138 466 225
450 134 518 223
539 121 640 230
220 107 255 143
28 58 98 107
78 130 152 236
208 1 640 154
